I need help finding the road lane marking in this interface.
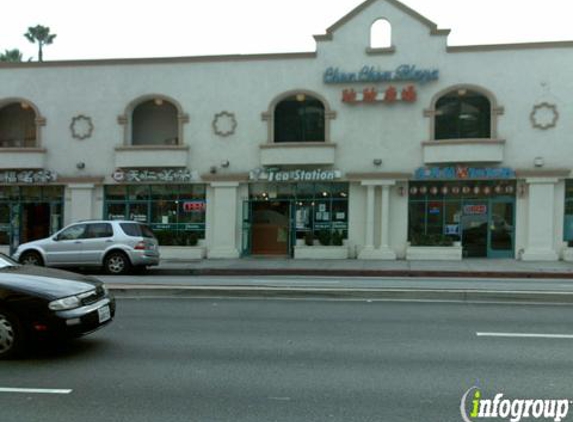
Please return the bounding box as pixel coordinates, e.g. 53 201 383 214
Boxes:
0 387 72 394
477 332 573 339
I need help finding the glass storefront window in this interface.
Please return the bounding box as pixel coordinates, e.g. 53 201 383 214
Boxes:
151 185 178 200
20 186 42 202
107 203 127 220
247 182 349 248
564 180 573 242
104 184 207 246
106 185 127 200
0 186 64 246
151 200 178 224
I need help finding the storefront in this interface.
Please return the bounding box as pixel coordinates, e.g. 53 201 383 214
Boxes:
104 169 206 246
242 168 348 256
409 167 516 258
3 0 573 261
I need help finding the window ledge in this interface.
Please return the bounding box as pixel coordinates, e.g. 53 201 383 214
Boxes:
422 138 505 146
422 139 505 164
261 142 335 149
365 46 396 55
260 143 336 166
0 147 46 153
115 145 189 151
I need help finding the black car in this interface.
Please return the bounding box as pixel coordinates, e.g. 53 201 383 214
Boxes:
0 254 115 358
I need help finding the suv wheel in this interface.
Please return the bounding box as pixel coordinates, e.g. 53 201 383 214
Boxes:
20 251 44 266
104 251 131 275
0 309 23 359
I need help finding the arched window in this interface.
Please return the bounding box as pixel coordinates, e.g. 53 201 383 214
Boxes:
0 101 37 147
132 98 179 146
370 19 392 49
435 89 491 140
274 94 325 143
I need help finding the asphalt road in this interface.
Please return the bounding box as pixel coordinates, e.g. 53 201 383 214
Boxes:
2 298 573 422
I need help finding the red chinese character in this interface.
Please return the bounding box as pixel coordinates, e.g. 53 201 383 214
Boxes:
401 85 417 102
342 89 357 103
384 86 397 103
363 87 378 102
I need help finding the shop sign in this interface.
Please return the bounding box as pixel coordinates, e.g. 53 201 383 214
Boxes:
463 204 487 215
324 65 439 85
414 166 515 180
112 168 198 183
183 201 206 212
249 168 342 182
0 170 57 184
342 85 417 104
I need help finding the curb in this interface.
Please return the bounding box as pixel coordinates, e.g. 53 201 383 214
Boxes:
146 268 573 279
108 284 573 304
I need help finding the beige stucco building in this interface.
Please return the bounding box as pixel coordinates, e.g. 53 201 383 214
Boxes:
1 0 573 261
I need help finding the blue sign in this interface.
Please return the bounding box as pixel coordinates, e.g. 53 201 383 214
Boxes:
414 166 515 180
324 64 439 85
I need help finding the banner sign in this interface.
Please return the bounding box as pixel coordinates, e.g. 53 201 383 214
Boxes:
112 168 198 183
0 170 57 184
414 166 515 181
249 168 342 183
324 64 439 85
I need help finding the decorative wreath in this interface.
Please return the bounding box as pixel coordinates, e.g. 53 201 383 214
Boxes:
212 111 237 137
530 102 558 130
70 115 94 140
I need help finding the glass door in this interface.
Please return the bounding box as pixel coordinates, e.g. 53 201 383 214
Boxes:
488 198 515 258
461 201 489 257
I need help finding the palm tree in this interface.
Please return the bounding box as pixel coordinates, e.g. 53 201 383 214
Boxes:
24 25 56 62
0 49 24 62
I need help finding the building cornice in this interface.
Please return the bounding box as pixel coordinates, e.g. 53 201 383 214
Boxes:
0 52 316 69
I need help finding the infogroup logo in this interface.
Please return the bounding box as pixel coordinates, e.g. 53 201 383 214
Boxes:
460 387 570 422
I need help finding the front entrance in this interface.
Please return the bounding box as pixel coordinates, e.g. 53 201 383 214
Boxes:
461 198 514 258
250 201 290 256
21 203 51 243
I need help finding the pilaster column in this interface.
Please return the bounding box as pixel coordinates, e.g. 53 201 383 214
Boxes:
521 178 559 261
379 185 391 248
363 184 375 250
67 183 95 224
207 182 240 258
358 182 397 260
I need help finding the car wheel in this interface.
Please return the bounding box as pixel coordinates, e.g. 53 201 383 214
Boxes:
0 309 23 359
104 251 131 275
20 251 44 266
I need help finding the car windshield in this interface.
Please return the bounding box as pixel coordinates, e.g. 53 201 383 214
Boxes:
0 253 18 268
120 223 156 239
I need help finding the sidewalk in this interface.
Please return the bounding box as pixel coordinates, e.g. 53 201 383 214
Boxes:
104 258 573 304
149 257 573 279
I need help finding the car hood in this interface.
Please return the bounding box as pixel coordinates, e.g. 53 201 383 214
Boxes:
0 265 102 300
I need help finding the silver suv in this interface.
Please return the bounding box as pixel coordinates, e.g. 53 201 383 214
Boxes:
12 220 160 274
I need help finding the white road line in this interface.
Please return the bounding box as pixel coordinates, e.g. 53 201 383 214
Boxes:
477 332 573 339
0 387 72 394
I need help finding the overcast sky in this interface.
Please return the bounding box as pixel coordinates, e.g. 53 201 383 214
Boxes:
3 0 573 61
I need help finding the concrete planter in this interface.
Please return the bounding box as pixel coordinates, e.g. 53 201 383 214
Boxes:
405 242 462 261
294 245 349 259
160 246 206 260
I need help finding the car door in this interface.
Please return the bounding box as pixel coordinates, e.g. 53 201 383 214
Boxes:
43 223 87 265
80 223 114 265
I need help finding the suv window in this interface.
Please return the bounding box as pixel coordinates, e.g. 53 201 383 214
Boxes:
86 223 114 239
57 224 87 241
120 223 156 239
